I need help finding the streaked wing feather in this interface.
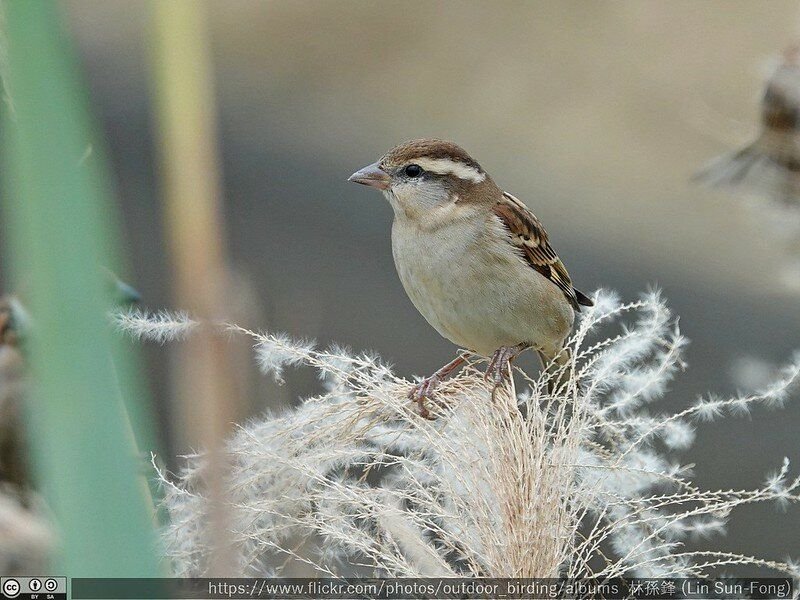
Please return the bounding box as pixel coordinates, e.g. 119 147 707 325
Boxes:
492 191 591 311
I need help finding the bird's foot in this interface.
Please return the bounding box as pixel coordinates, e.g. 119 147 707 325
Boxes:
408 353 469 419
408 375 440 419
485 343 529 388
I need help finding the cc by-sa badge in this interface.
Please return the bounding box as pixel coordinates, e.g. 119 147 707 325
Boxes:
1 577 66 600
1 579 20 599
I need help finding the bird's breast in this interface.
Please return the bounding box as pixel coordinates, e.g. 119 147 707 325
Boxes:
390 215 573 356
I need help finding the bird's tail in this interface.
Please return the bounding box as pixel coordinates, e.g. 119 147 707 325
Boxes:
537 347 575 396
693 133 800 205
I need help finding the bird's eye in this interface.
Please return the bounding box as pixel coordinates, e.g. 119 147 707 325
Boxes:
404 164 422 178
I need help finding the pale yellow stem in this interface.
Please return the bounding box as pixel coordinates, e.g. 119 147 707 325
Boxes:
150 0 238 576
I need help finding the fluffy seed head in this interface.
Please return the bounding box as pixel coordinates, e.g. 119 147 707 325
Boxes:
119 291 800 580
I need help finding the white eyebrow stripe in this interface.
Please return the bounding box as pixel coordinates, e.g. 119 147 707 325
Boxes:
412 157 486 183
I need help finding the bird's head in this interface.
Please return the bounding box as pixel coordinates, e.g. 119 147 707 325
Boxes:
348 139 495 220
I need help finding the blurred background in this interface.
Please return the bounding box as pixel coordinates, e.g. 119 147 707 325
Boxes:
3 0 798 571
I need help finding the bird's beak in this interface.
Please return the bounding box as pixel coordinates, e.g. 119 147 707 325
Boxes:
348 162 391 191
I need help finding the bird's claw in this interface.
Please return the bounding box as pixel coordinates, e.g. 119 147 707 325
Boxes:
407 354 471 419
485 344 528 393
408 376 439 419
484 348 512 386
485 361 509 386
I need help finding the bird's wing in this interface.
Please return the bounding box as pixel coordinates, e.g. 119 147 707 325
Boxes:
491 191 593 311
761 66 800 133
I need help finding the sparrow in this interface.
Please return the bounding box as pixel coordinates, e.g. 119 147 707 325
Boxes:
348 139 592 416
0 297 30 491
0 275 139 491
695 44 800 205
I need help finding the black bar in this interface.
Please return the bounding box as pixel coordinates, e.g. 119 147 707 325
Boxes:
70 577 795 600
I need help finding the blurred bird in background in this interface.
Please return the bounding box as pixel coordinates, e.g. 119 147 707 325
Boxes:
696 44 800 206
0 297 31 493
349 139 592 416
0 271 140 492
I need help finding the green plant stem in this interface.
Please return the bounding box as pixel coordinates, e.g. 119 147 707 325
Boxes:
1 0 160 576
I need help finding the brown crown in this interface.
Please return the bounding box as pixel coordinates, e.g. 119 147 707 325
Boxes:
379 138 483 171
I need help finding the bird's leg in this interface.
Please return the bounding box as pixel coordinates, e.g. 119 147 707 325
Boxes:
485 343 530 387
408 352 470 418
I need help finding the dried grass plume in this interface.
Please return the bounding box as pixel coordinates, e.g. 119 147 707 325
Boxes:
116 291 800 584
